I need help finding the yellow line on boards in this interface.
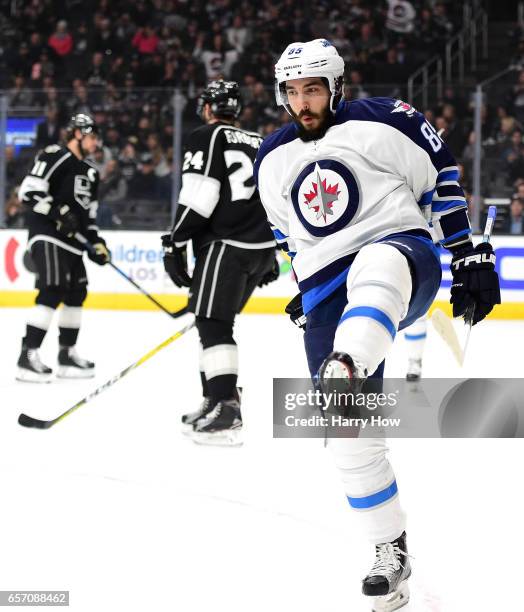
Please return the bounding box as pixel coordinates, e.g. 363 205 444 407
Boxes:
0 292 522 319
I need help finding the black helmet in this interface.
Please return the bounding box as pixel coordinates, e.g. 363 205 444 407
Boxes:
196 80 242 120
66 113 98 140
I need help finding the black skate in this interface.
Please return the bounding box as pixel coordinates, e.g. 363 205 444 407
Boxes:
181 397 214 435
406 358 422 382
16 344 53 383
363 531 411 612
57 346 95 379
191 399 243 447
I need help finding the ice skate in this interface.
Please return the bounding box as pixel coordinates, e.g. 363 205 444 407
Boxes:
16 344 53 383
57 346 95 379
318 351 367 413
363 531 411 612
406 358 422 382
191 399 243 447
181 396 214 435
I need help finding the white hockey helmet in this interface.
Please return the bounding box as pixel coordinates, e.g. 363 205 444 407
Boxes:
274 39 345 116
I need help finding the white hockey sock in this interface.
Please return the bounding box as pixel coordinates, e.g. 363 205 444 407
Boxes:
27 304 55 332
329 436 406 544
58 306 82 330
334 244 412 375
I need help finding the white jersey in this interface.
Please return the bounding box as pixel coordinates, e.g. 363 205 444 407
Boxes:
254 97 471 313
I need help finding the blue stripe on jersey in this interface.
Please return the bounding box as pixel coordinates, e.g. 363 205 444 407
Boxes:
439 209 471 244
272 228 288 241
254 123 298 186
418 189 434 206
405 332 427 341
436 184 465 198
432 199 466 213
339 306 397 339
437 169 460 182
442 229 471 244
299 251 358 298
301 267 349 315
347 480 398 510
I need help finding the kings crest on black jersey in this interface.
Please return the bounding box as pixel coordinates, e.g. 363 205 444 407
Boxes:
171 122 274 252
19 144 100 254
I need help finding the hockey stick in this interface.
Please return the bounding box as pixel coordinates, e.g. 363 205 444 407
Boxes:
431 206 497 366
75 233 188 319
18 320 195 429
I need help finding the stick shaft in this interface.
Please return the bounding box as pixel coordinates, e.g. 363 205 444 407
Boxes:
75 232 186 319
49 321 194 427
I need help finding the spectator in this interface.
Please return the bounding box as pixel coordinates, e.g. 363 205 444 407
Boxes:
48 20 73 57
36 107 61 148
4 188 24 229
193 33 239 80
8 74 33 107
132 25 160 55
226 15 252 53
502 197 524 234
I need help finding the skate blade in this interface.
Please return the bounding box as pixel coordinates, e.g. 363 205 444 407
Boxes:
16 368 53 383
372 580 410 612
57 366 95 379
191 428 243 447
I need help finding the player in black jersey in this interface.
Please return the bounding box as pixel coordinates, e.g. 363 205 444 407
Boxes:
162 80 277 445
16 113 110 382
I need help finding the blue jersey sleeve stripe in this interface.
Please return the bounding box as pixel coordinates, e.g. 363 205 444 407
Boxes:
347 480 398 510
339 306 397 339
272 228 288 241
441 228 471 244
432 200 467 213
437 169 460 182
418 189 434 206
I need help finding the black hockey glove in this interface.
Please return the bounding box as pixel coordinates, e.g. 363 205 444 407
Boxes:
258 255 280 287
50 204 79 237
450 242 500 325
285 293 306 330
87 237 111 266
161 234 192 288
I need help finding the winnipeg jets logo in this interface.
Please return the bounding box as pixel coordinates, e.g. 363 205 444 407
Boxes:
391 99 416 117
291 159 360 237
303 165 340 222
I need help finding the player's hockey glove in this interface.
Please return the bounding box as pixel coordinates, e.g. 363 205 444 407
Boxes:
161 234 192 287
450 242 500 325
87 238 111 266
258 255 280 287
285 293 306 330
50 204 79 237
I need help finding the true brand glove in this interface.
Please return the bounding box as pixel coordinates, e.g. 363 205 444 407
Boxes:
258 255 280 287
285 293 306 330
49 204 79 237
87 237 111 266
161 234 191 288
450 242 501 325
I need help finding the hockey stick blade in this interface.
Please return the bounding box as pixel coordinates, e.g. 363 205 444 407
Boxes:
17 321 195 430
431 308 464 366
18 412 55 429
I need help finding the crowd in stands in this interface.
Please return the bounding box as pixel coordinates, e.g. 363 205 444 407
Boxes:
1 0 522 233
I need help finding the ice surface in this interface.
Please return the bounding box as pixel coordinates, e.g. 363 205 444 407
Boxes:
1 308 522 611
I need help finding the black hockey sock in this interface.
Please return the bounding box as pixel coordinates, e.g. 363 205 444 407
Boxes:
200 371 210 397
24 325 47 349
58 327 79 347
207 374 238 405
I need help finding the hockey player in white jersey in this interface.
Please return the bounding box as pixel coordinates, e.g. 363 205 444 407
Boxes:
255 39 500 610
404 315 427 381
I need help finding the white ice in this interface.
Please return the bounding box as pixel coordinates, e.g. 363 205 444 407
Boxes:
0 308 523 612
